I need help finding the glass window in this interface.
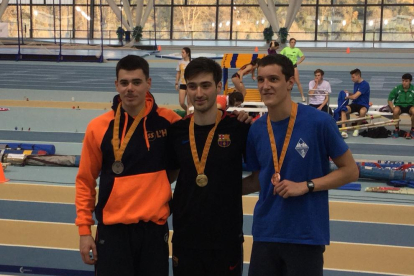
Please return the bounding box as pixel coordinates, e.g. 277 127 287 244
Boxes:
365 6 381 41
172 6 216 39
232 6 266 40
332 0 364 4
188 0 216 4
317 6 364 41
74 5 90 38
384 0 414 3
367 0 381 3
319 0 332 4
382 6 414 41
32 0 45 4
1 6 30 37
233 0 260 4
289 6 316 41
218 6 230 39
143 6 171 39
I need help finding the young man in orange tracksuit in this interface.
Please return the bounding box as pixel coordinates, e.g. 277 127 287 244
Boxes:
75 55 181 275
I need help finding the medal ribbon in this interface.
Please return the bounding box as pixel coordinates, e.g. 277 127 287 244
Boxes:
189 111 222 176
267 101 298 175
112 103 146 162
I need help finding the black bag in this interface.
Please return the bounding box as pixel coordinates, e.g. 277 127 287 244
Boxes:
360 127 391 138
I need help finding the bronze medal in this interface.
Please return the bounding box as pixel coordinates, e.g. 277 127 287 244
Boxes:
112 161 124 174
271 172 280 186
196 174 208 187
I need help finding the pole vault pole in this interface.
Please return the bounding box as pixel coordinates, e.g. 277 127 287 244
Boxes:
19 0 24 44
53 0 56 44
99 0 104 62
15 0 21 60
153 0 156 49
58 0 62 61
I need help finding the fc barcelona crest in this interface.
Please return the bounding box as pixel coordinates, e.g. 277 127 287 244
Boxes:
218 134 231 147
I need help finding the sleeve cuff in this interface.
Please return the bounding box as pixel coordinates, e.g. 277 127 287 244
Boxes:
78 225 92 236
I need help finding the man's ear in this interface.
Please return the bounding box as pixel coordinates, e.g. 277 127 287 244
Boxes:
217 81 223 94
288 76 295 90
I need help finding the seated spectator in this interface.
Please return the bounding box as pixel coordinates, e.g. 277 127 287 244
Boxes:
267 41 279 55
387 73 414 139
308 69 331 113
217 91 244 110
340 69 370 138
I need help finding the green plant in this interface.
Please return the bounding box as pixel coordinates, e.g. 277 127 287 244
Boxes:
132 25 143 42
263 26 274 43
116 27 125 42
278 27 289 43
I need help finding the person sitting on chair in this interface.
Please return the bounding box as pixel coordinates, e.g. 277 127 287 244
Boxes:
340 68 370 138
308 69 331 113
387 73 414 139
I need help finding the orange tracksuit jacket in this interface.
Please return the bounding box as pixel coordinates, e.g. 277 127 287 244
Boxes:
75 92 181 236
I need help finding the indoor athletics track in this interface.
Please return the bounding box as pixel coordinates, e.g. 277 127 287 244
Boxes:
0 46 413 276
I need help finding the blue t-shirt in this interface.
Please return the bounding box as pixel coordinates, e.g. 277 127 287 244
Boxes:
245 104 348 245
352 80 370 108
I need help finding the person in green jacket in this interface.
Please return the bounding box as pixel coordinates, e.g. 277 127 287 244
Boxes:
280 38 306 102
387 73 414 138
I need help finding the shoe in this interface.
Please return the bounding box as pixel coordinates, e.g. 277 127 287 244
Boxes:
404 132 412 139
302 97 306 102
341 132 348 138
352 130 359 137
392 131 399 138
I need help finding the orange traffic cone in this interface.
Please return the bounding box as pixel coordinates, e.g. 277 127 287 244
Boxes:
0 163 9 183
346 47 350 54
254 46 259 53
157 45 162 51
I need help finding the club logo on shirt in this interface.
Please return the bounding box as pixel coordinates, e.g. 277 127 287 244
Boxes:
295 138 309 158
218 134 231 147
147 129 167 141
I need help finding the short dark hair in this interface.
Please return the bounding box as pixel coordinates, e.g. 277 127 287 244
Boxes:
228 91 244 107
257 54 294 81
314 69 325 76
350 68 361 76
116 55 149 80
402 73 412 81
184 57 222 85
269 41 279 48
289 38 296 43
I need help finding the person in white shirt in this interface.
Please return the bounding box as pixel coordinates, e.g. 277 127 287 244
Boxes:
308 69 331 113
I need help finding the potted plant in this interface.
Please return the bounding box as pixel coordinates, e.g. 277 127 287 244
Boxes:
132 25 143 42
263 26 274 43
116 27 125 42
278 27 289 44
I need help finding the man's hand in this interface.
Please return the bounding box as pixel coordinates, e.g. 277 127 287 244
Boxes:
273 180 308 198
232 110 253 124
80 235 98 265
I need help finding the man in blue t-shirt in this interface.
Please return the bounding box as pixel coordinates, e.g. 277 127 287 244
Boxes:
340 68 371 138
242 54 359 276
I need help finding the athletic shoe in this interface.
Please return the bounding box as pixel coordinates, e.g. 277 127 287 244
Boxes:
302 97 306 102
404 132 412 139
353 129 359 137
341 132 348 138
392 131 399 138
